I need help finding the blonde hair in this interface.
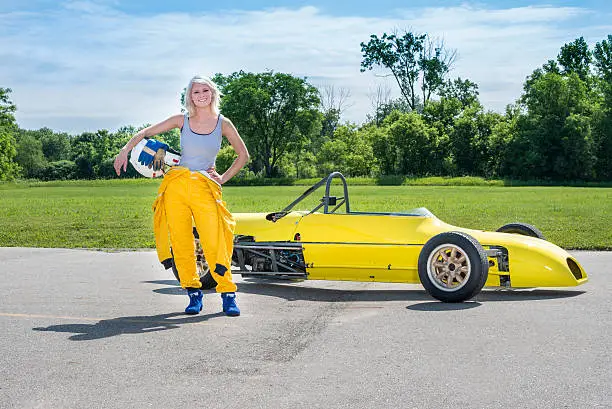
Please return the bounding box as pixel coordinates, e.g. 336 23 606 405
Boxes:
185 75 221 117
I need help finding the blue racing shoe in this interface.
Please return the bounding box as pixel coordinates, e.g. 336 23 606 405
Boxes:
221 292 240 316
185 289 203 315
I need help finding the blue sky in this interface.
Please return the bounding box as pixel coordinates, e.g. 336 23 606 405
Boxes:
1 0 611 134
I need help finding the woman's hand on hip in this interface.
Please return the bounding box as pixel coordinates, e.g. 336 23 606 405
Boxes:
206 167 223 184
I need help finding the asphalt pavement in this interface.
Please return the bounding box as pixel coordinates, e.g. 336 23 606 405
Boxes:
0 248 610 409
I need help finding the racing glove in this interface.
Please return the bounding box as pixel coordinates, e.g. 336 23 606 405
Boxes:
151 148 166 171
138 139 169 168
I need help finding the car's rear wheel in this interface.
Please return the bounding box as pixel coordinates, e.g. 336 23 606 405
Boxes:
418 232 489 302
171 228 217 290
496 222 545 240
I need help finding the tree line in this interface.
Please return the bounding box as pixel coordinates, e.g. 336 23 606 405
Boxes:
0 33 610 182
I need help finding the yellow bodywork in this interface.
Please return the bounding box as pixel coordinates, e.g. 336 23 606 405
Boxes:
233 210 587 289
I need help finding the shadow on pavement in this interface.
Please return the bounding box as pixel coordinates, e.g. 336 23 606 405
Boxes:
146 279 434 301
407 302 482 311
143 280 217 296
32 311 224 341
144 278 586 306
144 280 179 286
475 289 586 301
405 290 585 311
239 281 433 302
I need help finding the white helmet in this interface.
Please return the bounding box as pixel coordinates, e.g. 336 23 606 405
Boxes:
129 138 182 178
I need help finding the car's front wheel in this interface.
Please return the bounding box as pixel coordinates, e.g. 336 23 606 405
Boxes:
171 228 217 290
418 232 489 302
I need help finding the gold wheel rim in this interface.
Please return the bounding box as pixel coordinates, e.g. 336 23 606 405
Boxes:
426 244 472 292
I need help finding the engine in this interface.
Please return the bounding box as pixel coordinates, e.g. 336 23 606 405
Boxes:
232 237 306 278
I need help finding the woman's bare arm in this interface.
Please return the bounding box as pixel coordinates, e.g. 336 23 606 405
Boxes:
215 117 250 184
113 114 183 175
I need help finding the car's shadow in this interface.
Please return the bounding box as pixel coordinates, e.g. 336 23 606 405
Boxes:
36 280 586 340
144 278 586 309
32 311 224 341
144 280 218 296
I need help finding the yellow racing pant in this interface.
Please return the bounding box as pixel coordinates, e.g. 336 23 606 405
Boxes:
154 168 237 293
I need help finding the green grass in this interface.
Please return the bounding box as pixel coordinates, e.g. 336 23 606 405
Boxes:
0 179 610 249
239 175 612 187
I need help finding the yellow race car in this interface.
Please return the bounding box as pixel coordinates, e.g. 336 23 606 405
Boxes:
180 172 588 302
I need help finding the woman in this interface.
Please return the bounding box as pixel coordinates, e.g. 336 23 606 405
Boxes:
113 75 249 316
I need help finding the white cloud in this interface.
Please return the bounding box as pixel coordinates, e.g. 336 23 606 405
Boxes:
0 2 608 133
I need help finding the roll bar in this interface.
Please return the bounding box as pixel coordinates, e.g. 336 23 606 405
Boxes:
266 172 351 222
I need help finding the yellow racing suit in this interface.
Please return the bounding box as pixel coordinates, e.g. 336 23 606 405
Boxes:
152 167 237 293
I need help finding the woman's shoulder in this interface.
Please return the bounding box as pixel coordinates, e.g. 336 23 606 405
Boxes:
221 115 235 130
220 115 234 126
168 114 185 128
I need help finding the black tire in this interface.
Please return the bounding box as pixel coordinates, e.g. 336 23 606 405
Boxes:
418 231 489 302
171 263 217 290
496 222 545 240
199 271 217 290
170 227 218 290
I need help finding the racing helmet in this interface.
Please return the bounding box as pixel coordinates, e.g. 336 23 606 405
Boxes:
129 138 181 178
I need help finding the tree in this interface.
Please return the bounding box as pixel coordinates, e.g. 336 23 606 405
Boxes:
361 30 455 111
36 160 78 181
449 107 503 177
214 71 321 177
0 87 17 128
367 83 393 125
591 108 612 180
14 131 46 178
438 78 480 109
593 35 612 81
285 149 317 179
369 97 412 126
0 87 19 180
70 130 115 179
488 108 519 179
215 145 238 174
420 38 457 105
17 127 71 162
372 111 441 176
421 97 462 175
318 84 352 139
557 37 592 81
157 128 180 152
592 35 612 180
542 59 561 75
39 128 71 161
507 72 594 180
0 127 19 180
316 125 377 177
